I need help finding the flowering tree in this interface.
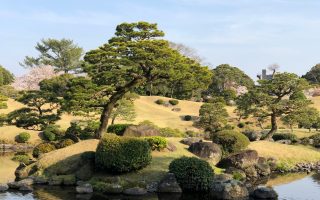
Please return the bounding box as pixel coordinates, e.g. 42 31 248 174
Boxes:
12 65 59 91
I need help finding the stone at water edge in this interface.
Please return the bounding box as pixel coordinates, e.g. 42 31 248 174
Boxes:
0 184 9 192
123 187 148 196
76 183 93 194
103 183 123 194
217 150 259 169
158 173 182 193
19 185 33 192
188 141 222 163
180 137 202 146
210 179 249 200
252 187 278 199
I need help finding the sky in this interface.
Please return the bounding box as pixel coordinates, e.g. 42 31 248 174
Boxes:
1 0 320 79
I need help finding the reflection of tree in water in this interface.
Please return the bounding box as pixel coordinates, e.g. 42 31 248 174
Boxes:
311 173 320 185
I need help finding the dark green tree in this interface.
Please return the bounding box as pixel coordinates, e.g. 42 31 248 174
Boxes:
302 64 320 84
0 65 14 86
20 38 83 73
236 72 310 139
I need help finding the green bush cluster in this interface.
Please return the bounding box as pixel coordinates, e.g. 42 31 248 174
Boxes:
43 125 64 141
12 153 31 164
65 120 99 140
272 133 298 143
95 135 152 173
16 132 31 143
169 156 214 192
107 124 132 136
159 127 185 137
33 143 56 158
55 139 75 149
184 115 192 121
205 96 226 105
155 99 165 105
144 136 167 151
309 134 320 147
169 99 179 105
212 130 250 154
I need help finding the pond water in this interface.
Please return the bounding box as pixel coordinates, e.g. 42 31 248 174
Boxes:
1 154 320 200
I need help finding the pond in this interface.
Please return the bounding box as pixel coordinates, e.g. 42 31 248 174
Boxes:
1 154 320 200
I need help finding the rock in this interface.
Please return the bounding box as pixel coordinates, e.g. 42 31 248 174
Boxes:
32 176 48 184
0 183 9 192
243 166 258 181
48 175 76 186
276 139 292 145
217 150 259 169
49 176 64 186
123 125 160 137
103 183 123 194
188 142 222 163
242 130 262 141
15 162 37 180
180 137 201 146
158 173 182 193
123 187 148 196
8 182 21 189
252 187 278 199
166 141 177 152
147 182 159 193
19 185 33 192
76 183 93 194
267 157 278 171
255 157 271 177
213 174 234 182
210 179 249 200
225 168 246 181
18 178 34 186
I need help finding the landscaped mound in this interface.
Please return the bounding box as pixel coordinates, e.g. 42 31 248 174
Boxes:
212 130 250 154
95 134 152 173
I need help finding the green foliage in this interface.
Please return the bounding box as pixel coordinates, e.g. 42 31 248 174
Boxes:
169 99 179 105
55 139 75 149
159 127 185 137
0 114 7 126
232 171 245 181
309 134 320 147
276 162 293 172
272 133 298 143
16 132 31 143
237 122 245 128
111 96 137 124
0 85 18 98
212 130 250 154
206 96 226 105
184 115 192 121
155 99 165 105
81 121 100 140
43 125 64 141
33 143 56 158
302 64 320 84
289 91 307 100
169 156 214 192
12 153 31 164
107 124 132 136
0 65 14 86
221 89 237 104
198 102 229 132
138 120 158 128
95 135 152 173
21 38 83 73
144 136 167 151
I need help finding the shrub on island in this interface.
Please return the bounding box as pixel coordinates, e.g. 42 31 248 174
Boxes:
212 130 250 154
95 134 152 173
169 156 214 192
33 143 56 158
16 132 31 143
169 99 179 105
145 136 167 151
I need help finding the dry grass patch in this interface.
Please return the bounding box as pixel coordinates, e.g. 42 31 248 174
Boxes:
249 141 320 165
0 126 41 144
0 154 19 183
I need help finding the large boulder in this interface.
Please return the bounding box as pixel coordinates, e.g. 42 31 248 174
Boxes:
210 179 249 200
255 157 271 177
217 150 259 169
123 125 160 137
0 183 9 192
158 173 182 193
242 130 262 141
188 142 222 163
76 183 93 194
15 162 37 180
180 137 202 146
251 187 278 199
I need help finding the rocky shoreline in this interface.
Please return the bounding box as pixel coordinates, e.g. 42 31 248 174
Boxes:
0 143 34 153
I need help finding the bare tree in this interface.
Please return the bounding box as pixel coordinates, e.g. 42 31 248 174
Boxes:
268 63 280 75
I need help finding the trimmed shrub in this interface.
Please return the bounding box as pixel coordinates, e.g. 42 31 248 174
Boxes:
169 99 179 106
16 132 31 143
169 156 214 192
12 153 31 164
80 121 100 139
184 115 192 121
145 136 167 151
212 130 250 154
43 125 64 141
206 96 226 105
107 124 132 136
237 122 245 128
95 135 152 173
33 143 56 158
155 99 165 105
55 139 75 149
159 127 185 137
272 133 298 143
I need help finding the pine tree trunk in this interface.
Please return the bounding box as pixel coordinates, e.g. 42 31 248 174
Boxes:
265 114 277 140
111 116 116 125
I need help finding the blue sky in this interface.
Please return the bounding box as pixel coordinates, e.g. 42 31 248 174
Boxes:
1 0 320 78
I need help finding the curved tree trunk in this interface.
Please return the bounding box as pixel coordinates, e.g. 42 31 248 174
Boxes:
266 113 277 140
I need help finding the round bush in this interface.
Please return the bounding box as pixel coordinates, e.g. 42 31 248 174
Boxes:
95 135 152 173
80 121 99 139
169 156 214 192
107 124 132 136
212 130 250 154
16 132 31 143
169 99 179 106
12 153 31 164
155 99 165 105
309 134 320 147
145 136 167 151
33 143 56 158
55 139 75 149
272 133 298 143
184 115 192 121
42 125 64 141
